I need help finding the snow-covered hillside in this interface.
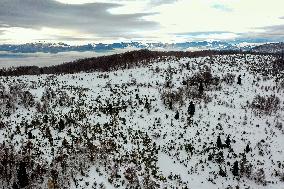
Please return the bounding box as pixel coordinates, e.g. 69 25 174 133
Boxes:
252 43 284 54
0 54 283 189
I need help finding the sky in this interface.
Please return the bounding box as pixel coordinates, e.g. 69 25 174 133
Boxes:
0 0 283 44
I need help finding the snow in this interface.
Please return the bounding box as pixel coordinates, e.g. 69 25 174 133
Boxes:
0 54 283 188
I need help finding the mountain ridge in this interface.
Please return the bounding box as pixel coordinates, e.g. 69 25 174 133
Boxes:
0 49 279 76
0 41 270 54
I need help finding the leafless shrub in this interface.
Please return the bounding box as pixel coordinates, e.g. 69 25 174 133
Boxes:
36 101 51 114
222 73 236 85
183 85 212 103
250 94 280 115
20 91 35 108
10 83 26 97
252 168 266 186
124 167 139 187
239 155 253 179
41 87 56 102
0 144 47 188
142 173 159 188
275 120 283 131
279 172 284 182
187 66 218 85
0 88 16 116
279 79 284 89
56 91 71 107
160 89 184 109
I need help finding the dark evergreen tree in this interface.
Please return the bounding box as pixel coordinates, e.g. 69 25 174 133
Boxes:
144 99 151 113
28 130 33 139
237 75 242 85
188 101 195 116
208 154 213 161
169 100 173 110
217 135 222 148
17 161 29 188
108 103 113 115
225 135 231 148
50 169 58 188
12 182 19 189
174 111 179 120
245 144 251 153
186 62 190 70
198 81 204 95
58 119 65 132
166 81 171 88
232 161 239 176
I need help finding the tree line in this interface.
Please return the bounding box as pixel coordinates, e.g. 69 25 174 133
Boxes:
0 49 277 77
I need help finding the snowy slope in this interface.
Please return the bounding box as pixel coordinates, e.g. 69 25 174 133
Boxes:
0 54 283 189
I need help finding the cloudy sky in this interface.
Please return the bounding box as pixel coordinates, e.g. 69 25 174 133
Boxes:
0 0 283 44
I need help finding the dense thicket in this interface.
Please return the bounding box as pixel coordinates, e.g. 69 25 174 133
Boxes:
0 49 276 76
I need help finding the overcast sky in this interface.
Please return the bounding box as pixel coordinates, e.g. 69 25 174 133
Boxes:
0 0 283 44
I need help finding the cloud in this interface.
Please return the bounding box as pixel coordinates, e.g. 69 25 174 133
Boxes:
232 24 284 43
175 31 230 36
149 0 177 6
211 4 233 12
0 0 157 40
149 0 284 41
253 25 284 40
172 31 238 41
0 0 284 43
55 0 178 6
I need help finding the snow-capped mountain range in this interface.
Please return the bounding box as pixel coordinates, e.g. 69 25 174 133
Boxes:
0 41 269 54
